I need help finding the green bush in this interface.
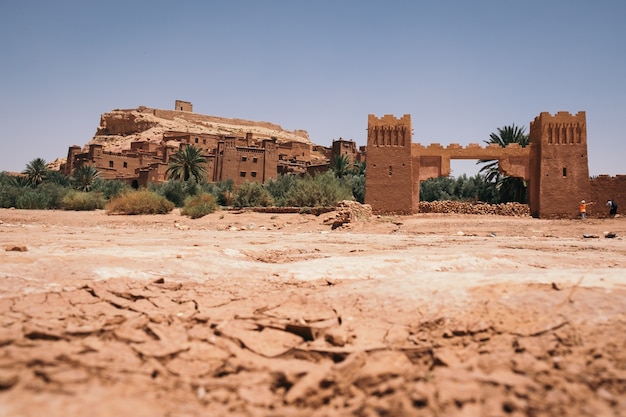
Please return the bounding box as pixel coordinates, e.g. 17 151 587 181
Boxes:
281 171 352 207
105 190 174 215
37 183 69 209
0 188 19 208
199 179 234 206
181 193 219 219
149 180 199 207
93 179 131 200
265 175 298 206
232 181 274 208
62 191 106 211
15 190 49 209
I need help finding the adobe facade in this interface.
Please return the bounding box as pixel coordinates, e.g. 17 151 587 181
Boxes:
62 101 365 188
365 111 624 218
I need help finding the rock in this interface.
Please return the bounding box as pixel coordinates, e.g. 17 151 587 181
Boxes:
605 231 617 238
4 245 27 252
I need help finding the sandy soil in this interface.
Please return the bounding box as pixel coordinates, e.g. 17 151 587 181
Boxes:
1 208 625 417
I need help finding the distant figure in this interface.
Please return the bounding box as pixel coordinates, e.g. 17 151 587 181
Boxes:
579 200 594 219
606 199 618 217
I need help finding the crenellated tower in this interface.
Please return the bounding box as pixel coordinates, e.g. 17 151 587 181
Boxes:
528 111 590 218
365 114 417 214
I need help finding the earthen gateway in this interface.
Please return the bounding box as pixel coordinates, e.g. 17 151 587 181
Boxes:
365 111 626 218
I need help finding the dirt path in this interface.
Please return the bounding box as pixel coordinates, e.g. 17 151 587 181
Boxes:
1 208 625 416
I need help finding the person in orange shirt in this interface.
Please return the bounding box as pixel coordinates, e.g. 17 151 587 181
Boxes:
579 200 594 219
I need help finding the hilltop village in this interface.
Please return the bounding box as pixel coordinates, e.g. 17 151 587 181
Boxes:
61 100 365 188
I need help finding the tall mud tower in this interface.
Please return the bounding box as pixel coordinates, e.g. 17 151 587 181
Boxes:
529 111 590 218
365 114 417 214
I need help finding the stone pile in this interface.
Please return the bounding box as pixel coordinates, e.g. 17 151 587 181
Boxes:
419 201 530 216
324 200 373 229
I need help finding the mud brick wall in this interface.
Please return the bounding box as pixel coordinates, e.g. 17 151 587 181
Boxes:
589 175 626 217
529 111 590 218
365 114 418 214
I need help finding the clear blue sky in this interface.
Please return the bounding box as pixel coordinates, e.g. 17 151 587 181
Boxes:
1 0 624 177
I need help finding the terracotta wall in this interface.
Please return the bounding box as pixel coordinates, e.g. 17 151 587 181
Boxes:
365 114 417 214
589 175 626 218
529 112 589 218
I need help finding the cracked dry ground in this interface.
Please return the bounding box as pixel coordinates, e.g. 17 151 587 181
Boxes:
1 209 625 416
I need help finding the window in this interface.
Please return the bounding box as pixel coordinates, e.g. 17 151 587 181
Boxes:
388 165 393 176
203 139 206 145
252 157 258 163
123 162 128 168
109 161 114 168
562 167 567 177
241 156 247 162
195 138 199 144
251 172 257 178
240 172 246 177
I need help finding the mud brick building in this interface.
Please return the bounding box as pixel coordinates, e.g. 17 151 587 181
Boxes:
365 111 625 218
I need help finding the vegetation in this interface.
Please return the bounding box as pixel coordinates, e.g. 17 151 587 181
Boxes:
278 171 353 207
72 165 101 192
330 154 352 179
166 145 207 182
420 174 499 203
181 193 219 219
232 181 274 208
22 158 49 188
105 190 174 215
62 190 106 211
478 124 530 203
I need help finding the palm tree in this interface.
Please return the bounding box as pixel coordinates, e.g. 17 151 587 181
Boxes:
330 154 352 179
73 165 101 192
478 124 529 203
166 145 207 182
22 158 49 188
47 170 72 187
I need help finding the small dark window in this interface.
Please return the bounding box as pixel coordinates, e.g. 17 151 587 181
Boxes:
251 172 257 178
123 162 128 168
195 138 199 144
109 161 114 168
241 156 247 162
240 172 246 177
562 167 567 177
388 165 393 176
252 157 258 163
203 139 206 145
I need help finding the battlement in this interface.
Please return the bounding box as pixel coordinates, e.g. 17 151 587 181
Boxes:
530 111 587 146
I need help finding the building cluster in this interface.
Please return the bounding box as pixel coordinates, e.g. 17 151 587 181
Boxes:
62 102 365 189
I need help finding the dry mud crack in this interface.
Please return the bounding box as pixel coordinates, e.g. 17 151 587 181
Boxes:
0 209 625 416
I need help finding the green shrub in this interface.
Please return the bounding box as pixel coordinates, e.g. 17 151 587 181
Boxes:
62 191 106 211
15 190 48 209
105 190 174 215
149 180 199 207
0 174 21 208
265 175 298 206
199 179 234 206
181 193 219 219
37 183 69 209
281 171 352 207
232 181 274 208
93 179 132 200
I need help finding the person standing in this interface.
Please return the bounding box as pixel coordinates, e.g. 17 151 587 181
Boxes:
606 199 618 217
579 200 594 219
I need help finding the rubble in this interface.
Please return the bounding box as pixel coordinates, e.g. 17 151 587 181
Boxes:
324 200 373 229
